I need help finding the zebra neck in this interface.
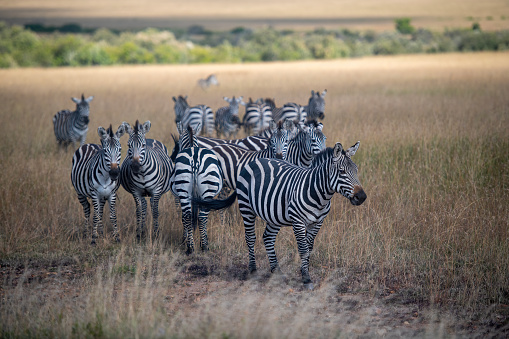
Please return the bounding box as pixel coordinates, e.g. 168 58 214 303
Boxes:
320 159 337 198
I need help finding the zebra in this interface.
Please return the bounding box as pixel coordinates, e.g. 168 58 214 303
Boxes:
286 122 327 168
198 74 219 90
170 146 236 254
211 120 292 191
172 95 214 136
271 102 307 128
215 96 244 139
305 90 327 122
270 90 327 126
243 98 273 135
120 120 174 240
236 141 367 289
71 123 126 245
53 94 94 150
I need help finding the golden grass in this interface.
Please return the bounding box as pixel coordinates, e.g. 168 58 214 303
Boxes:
0 52 508 336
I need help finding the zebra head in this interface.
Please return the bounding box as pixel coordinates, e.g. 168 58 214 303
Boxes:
330 141 366 206
308 89 326 120
124 120 151 174
97 123 125 181
176 121 199 149
172 95 189 123
71 94 94 122
268 120 292 160
308 122 327 154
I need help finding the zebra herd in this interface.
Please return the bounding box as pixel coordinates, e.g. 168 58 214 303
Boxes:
54 90 366 288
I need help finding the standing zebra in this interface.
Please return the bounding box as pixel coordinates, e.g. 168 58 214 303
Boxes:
305 90 327 122
71 124 126 245
172 95 214 136
120 120 174 240
211 120 292 191
215 96 244 139
198 74 219 90
53 94 94 150
285 123 327 168
236 141 367 289
243 98 273 135
171 146 236 254
271 102 306 128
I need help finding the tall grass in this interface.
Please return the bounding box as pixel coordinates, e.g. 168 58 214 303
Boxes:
0 52 508 336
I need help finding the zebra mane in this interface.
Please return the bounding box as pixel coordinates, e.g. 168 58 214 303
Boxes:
107 124 114 138
170 133 179 162
134 120 140 133
311 147 334 167
187 124 194 141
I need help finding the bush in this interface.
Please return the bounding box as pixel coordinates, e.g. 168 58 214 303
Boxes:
395 18 415 35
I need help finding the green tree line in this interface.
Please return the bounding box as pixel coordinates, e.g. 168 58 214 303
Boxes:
1 20 509 68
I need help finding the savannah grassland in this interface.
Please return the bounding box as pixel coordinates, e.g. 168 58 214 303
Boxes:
0 52 508 337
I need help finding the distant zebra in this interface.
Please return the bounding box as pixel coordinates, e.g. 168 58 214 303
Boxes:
243 98 273 135
171 146 236 254
53 94 94 150
236 141 367 289
198 74 219 90
271 102 307 128
71 124 126 245
286 123 327 168
120 120 174 240
215 96 244 139
172 95 214 136
305 90 327 122
211 120 292 191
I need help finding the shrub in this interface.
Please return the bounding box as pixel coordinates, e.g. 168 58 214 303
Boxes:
395 18 415 34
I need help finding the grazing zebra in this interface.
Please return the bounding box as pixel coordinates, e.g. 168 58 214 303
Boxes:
172 95 214 136
243 98 273 135
211 120 292 191
305 90 327 122
71 124 126 245
171 146 236 254
120 120 174 240
53 94 94 150
198 74 219 90
286 123 327 168
215 96 244 139
236 141 367 289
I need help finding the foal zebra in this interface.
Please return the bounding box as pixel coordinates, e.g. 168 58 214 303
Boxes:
172 95 214 136
71 124 125 245
243 98 273 135
236 141 367 289
120 120 174 240
198 74 219 90
53 94 94 150
215 96 244 139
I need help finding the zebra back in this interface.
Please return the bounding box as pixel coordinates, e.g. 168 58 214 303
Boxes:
215 96 244 139
272 102 307 127
53 94 94 149
243 98 273 135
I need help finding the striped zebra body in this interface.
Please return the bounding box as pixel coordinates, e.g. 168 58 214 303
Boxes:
215 96 244 139
173 96 214 136
71 124 125 245
236 142 366 288
212 120 292 191
243 98 273 135
171 147 234 254
120 120 174 240
272 102 307 127
286 123 327 168
53 94 94 150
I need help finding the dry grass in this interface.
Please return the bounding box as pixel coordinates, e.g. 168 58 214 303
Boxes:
0 52 508 337
2 0 509 31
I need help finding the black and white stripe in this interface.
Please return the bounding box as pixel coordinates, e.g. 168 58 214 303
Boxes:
53 94 94 150
286 123 327 168
215 96 244 139
71 124 125 245
243 98 273 135
236 141 367 289
120 120 174 240
173 95 214 136
271 102 307 128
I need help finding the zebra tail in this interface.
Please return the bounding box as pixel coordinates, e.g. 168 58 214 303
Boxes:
192 191 237 212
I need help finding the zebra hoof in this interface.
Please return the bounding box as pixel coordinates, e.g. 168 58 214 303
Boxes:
90 239 97 246
185 248 194 255
304 282 314 291
114 237 121 243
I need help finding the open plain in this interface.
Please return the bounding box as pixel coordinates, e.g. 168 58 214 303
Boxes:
0 52 508 337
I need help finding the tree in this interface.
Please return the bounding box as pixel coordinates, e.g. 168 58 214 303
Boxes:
395 18 415 34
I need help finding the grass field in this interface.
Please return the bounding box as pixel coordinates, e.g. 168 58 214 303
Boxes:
0 52 508 337
1 0 509 31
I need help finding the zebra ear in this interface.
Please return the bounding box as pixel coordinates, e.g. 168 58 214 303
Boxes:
172 96 177 102
141 121 151 134
115 124 126 138
122 122 132 134
311 90 315 97
98 126 109 140
223 96 231 103
346 141 360 157
333 142 344 159
85 96 94 103
71 97 80 104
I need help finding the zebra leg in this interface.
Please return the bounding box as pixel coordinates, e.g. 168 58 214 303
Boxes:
77 194 90 239
180 198 194 255
241 211 257 273
262 224 282 273
150 194 161 239
305 222 322 253
91 196 106 245
134 195 147 241
198 209 210 251
108 193 120 243
292 220 313 287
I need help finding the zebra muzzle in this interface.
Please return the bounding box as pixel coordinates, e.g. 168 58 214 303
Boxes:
275 153 283 159
350 185 367 206
109 167 120 180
